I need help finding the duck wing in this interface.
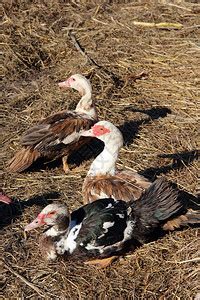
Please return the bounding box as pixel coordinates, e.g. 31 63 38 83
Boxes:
83 172 151 204
116 170 151 191
63 198 128 257
21 111 95 152
130 177 183 243
76 199 128 254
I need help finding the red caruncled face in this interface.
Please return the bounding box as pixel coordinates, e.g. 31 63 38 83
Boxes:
38 211 56 224
92 125 111 137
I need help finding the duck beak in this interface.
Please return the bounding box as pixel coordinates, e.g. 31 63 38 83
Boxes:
58 79 70 88
0 193 12 204
24 215 45 231
81 129 95 137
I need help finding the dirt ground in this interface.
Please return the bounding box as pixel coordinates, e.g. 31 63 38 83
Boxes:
1 0 200 299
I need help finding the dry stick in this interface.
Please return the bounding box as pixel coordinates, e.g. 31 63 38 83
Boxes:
132 21 183 30
176 257 200 264
68 31 123 87
4 262 45 298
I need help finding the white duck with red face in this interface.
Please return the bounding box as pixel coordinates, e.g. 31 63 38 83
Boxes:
59 74 97 119
81 121 151 203
82 121 124 176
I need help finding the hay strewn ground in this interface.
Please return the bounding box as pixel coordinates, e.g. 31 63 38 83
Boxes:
1 0 199 298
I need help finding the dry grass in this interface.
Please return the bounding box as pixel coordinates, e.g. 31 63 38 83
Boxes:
1 0 200 298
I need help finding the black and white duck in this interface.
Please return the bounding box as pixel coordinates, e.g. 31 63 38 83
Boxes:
25 177 199 267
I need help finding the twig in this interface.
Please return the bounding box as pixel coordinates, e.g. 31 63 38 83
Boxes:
69 32 93 65
68 31 123 87
4 262 45 297
176 257 200 264
162 257 200 264
133 21 183 30
127 71 148 81
167 3 192 12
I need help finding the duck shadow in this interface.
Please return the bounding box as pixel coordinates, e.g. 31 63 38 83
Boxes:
120 106 171 145
139 149 200 211
140 149 199 182
68 138 104 167
0 191 60 230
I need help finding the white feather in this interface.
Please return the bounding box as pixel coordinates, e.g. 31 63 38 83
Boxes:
105 203 113 209
85 241 104 252
62 132 79 145
47 250 57 261
102 221 115 233
123 220 135 241
64 224 82 254
45 227 59 237
116 213 125 218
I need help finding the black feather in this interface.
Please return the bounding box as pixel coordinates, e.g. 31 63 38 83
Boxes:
130 177 184 243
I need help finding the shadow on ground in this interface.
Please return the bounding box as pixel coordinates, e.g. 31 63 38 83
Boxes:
0 191 60 229
120 106 171 145
140 149 199 182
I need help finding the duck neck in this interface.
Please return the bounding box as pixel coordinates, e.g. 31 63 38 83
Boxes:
57 215 70 232
87 144 120 177
45 215 69 237
75 91 97 119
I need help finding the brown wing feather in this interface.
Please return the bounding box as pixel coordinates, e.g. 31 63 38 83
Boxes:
7 147 40 172
163 208 200 231
21 111 95 152
116 170 151 190
83 172 151 204
8 111 96 172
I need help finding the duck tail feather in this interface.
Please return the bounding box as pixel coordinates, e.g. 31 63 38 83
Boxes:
7 147 40 172
163 209 200 231
132 177 183 225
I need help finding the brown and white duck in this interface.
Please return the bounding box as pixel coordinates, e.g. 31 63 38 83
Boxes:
25 177 199 267
81 120 151 204
8 74 98 173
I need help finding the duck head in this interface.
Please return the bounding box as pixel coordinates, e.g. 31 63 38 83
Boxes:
81 121 123 149
25 203 70 231
58 74 92 97
59 74 96 118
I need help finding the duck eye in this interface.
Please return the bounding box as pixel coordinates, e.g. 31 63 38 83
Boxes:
71 78 75 81
48 211 56 216
49 212 54 215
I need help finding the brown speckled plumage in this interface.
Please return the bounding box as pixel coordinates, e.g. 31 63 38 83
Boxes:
83 170 151 204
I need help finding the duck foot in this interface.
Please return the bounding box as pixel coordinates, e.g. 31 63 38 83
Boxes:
62 156 70 173
84 256 118 268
